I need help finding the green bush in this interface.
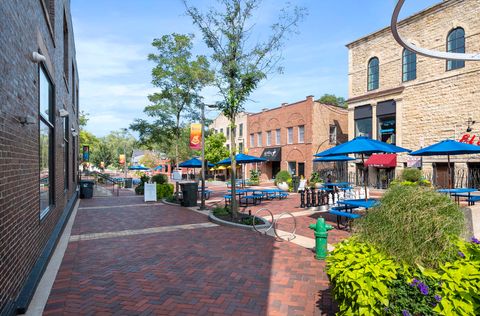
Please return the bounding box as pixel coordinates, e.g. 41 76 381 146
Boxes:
156 183 174 199
327 238 480 315
212 206 230 217
274 170 291 185
151 174 168 184
134 174 150 195
400 168 423 182
327 238 400 315
355 185 465 268
309 171 321 187
249 169 260 185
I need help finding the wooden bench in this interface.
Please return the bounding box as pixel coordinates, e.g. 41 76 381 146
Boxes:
329 207 361 229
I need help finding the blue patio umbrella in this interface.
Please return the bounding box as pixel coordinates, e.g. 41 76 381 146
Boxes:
216 153 267 165
128 165 149 171
179 157 214 168
313 155 355 162
316 136 411 200
217 154 267 187
153 165 163 171
410 139 480 189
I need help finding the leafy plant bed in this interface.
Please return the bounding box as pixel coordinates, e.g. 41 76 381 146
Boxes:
209 206 270 230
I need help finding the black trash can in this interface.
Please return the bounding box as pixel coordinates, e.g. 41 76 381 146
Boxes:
180 182 198 207
292 175 300 192
79 180 94 199
124 178 133 188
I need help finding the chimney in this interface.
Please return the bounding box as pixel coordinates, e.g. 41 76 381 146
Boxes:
281 102 288 107
306 95 314 102
262 108 268 112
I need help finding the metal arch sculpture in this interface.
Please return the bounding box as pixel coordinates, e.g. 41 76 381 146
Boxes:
391 0 480 61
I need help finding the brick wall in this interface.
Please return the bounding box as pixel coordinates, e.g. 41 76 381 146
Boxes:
0 0 79 314
246 96 347 180
346 0 480 180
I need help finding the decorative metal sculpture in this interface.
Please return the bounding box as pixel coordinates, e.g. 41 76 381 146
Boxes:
391 0 480 61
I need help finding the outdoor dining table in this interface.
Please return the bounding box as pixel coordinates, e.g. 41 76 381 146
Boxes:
259 188 283 200
437 188 478 205
337 198 379 211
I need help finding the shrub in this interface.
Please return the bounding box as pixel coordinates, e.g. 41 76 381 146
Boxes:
400 168 423 182
309 171 321 186
212 206 230 217
151 174 168 184
327 238 480 315
249 169 260 185
156 183 174 199
274 170 291 185
327 238 400 314
355 185 465 268
134 174 150 195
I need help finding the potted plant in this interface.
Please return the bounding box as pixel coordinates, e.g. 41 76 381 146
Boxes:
275 170 291 191
309 171 323 189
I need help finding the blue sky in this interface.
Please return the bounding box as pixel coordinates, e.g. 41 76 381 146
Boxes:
72 0 440 137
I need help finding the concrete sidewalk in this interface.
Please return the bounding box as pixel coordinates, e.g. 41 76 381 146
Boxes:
28 189 340 315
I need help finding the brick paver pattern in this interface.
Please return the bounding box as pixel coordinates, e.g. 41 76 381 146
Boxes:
44 185 344 315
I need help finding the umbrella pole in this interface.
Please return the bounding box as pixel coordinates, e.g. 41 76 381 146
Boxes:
448 154 452 190
362 154 368 201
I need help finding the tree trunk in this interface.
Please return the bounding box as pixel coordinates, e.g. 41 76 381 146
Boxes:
175 114 180 195
230 118 238 219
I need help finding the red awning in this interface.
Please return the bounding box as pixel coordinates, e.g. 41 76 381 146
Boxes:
364 154 397 168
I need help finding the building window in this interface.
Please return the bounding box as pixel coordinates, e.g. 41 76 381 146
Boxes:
39 66 55 219
220 128 224 135
288 162 296 175
298 125 304 143
367 57 379 91
275 129 281 145
402 49 416 82
355 118 372 138
63 116 69 190
266 131 272 146
41 0 55 32
257 132 262 147
239 142 244 154
239 123 243 137
72 62 75 106
226 144 230 151
232 126 236 138
226 127 230 138
63 12 69 80
447 27 465 70
250 133 254 147
72 134 76 184
329 125 337 144
287 127 293 144
378 116 396 145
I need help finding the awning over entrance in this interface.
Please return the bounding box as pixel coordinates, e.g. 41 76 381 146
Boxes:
364 154 397 168
261 147 281 161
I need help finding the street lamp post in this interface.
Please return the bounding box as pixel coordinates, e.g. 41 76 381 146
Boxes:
199 103 206 210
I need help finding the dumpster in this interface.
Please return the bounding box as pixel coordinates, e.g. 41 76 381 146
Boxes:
124 177 133 188
180 182 198 207
79 180 94 199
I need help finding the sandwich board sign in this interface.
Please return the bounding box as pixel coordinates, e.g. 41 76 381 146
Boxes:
144 183 157 202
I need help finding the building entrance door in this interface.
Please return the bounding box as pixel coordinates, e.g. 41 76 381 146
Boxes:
434 163 454 188
271 161 280 179
468 163 480 188
298 163 305 177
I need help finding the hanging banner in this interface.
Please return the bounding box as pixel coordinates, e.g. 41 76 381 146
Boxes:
119 154 125 164
82 145 90 162
190 123 202 150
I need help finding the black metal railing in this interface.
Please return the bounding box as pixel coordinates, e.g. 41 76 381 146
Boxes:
92 171 120 196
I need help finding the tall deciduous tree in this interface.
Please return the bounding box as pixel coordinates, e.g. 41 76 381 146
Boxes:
131 33 213 173
204 132 229 164
317 94 346 108
184 0 305 217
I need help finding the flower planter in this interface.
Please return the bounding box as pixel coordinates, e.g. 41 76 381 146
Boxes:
277 182 289 191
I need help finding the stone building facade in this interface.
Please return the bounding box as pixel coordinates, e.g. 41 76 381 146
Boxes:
347 0 480 188
0 0 79 314
209 112 249 154
246 96 348 181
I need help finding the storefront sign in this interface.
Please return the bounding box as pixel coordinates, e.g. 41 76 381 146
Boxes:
261 147 281 161
459 134 480 145
407 157 422 168
190 123 202 150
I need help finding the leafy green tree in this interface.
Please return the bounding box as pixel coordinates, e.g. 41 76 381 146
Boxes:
131 33 213 172
91 140 114 168
317 94 346 108
184 0 305 217
204 132 229 164
105 129 136 169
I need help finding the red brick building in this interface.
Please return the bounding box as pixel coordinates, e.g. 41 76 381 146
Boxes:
0 1 79 314
246 96 348 181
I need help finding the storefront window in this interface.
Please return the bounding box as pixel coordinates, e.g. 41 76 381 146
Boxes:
40 121 51 214
288 161 296 175
355 118 372 138
276 129 281 145
266 131 271 146
377 116 396 144
287 127 293 144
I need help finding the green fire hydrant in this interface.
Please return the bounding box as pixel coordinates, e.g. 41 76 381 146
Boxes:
309 218 333 260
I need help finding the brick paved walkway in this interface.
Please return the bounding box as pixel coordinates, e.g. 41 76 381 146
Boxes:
42 186 342 315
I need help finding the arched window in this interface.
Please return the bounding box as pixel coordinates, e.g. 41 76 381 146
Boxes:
447 27 465 70
402 49 416 82
367 57 379 91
